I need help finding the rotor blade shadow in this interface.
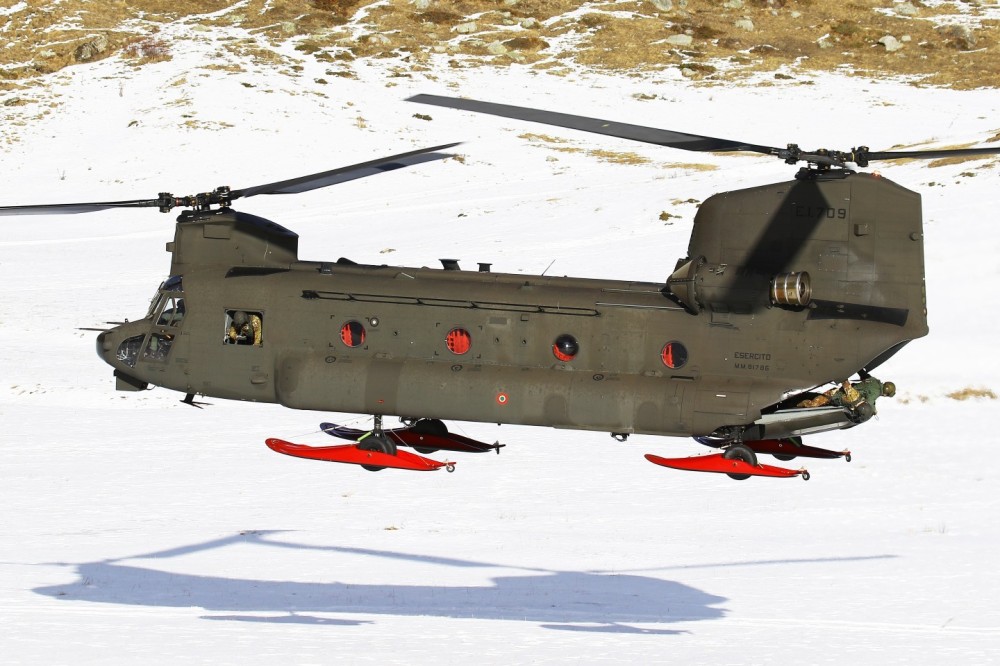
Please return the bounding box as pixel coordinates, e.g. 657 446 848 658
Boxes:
593 553 899 575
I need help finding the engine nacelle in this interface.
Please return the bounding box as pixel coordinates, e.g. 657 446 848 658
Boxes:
668 256 810 314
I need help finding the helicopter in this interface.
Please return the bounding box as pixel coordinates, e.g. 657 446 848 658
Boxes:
4 95 999 481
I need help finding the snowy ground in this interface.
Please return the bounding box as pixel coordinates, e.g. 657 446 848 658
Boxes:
2 21 1000 665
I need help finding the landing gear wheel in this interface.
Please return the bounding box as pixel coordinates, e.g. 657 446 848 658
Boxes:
772 436 803 462
409 418 447 454
723 444 758 481
357 434 397 472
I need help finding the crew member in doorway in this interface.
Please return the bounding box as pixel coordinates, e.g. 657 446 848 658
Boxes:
228 311 263 346
798 376 896 416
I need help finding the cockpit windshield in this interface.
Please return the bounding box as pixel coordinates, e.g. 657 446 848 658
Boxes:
146 276 184 319
156 297 185 327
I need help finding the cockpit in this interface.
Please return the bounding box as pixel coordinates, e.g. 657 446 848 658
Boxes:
115 276 185 368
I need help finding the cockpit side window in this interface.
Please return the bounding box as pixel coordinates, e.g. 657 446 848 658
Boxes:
142 333 174 362
224 310 264 346
117 335 145 368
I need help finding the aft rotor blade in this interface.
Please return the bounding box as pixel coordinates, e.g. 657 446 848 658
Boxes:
0 198 163 216
408 94 780 156
231 142 462 199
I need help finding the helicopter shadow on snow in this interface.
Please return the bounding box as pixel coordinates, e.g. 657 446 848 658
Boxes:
33 530 721 634
33 531 897 634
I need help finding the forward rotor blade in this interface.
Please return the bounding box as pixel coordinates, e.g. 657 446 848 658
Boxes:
0 143 461 216
865 146 1000 162
408 94 780 156
0 199 163 216
231 142 462 199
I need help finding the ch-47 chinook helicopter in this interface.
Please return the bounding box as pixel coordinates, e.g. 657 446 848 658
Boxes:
4 94 998 481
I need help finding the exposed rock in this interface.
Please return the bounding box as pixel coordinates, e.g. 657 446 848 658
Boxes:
723 0 744 9
895 2 919 17
878 35 903 53
487 41 508 56
666 34 693 47
74 34 109 62
653 1 691 14
453 21 478 34
413 0 432 9
937 24 977 51
503 36 549 52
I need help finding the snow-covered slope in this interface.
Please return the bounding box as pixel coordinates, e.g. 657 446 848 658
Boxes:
2 19 999 665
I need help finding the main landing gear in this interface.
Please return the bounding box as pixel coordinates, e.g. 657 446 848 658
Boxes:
266 415 504 472
645 437 851 481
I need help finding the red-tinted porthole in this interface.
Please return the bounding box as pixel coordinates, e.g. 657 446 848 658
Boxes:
661 341 688 369
553 334 579 362
446 328 472 355
341 321 366 347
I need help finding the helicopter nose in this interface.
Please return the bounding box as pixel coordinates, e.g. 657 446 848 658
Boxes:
96 330 109 353
95 328 125 370
96 330 113 362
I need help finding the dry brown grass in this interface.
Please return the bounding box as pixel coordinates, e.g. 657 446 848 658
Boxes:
1 0 998 90
946 387 998 401
587 148 650 165
663 162 719 172
518 132 651 165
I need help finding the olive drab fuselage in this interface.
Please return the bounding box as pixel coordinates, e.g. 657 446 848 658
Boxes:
97 170 928 442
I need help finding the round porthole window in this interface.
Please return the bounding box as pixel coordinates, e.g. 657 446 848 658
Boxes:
552 334 579 362
660 341 688 369
446 327 472 355
340 321 366 347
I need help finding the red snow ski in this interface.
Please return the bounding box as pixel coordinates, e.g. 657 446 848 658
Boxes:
266 438 455 472
645 452 809 480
